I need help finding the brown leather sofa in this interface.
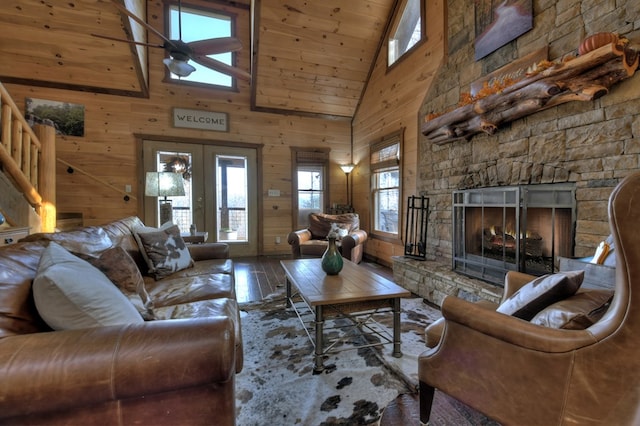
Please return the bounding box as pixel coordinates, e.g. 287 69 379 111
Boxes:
418 171 640 425
0 216 242 425
287 212 367 263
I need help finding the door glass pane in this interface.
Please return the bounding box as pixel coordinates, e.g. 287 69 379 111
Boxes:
217 155 247 241
157 151 193 232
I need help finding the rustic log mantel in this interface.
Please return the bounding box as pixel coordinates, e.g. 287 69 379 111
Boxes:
422 42 639 144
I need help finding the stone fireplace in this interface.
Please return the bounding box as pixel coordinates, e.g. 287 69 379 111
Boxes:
392 0 639 306
452 183 576 285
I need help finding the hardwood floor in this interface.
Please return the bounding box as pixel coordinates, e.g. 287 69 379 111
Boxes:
232 256 394 304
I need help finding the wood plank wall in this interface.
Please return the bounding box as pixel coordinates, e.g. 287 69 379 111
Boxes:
352 0 445 266
3 0 448 261
4 0 351 255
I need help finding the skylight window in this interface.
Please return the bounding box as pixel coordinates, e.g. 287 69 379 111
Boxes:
167 4 235 88
388 0 423 66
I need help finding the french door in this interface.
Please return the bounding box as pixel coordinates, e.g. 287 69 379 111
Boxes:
142 140 258 257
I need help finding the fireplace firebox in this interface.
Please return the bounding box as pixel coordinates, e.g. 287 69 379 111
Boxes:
452 183 576 286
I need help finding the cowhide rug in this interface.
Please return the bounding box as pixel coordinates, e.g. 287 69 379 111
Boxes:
235 294 441 425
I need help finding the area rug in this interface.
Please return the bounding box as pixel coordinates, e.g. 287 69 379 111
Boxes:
235 293 497 425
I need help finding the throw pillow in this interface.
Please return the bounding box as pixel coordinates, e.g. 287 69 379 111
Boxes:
328 222 350 240
134 223 194 280
32 242 144 330
496 270 584 320
530 289 614 329
83 247 156 320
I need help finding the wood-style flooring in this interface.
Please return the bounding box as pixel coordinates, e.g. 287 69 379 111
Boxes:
233 255 394 304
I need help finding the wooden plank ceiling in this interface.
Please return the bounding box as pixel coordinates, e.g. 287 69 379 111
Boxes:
0 0 394 118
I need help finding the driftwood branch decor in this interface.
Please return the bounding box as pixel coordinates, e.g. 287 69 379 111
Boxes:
422 41 639 144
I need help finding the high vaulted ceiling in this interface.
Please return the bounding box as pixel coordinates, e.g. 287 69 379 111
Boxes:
0 0 396 118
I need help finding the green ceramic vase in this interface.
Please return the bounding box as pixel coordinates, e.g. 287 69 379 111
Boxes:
321 237 343 275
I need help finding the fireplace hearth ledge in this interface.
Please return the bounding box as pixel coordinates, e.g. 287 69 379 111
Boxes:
392 256 502 307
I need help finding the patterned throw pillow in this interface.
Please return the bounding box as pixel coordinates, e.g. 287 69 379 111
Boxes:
328 222 350 240
496 270 584 320
84 247 155 320
134 224 194 280
530 289 613 329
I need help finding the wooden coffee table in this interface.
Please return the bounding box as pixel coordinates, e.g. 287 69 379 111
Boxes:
280 258 411 372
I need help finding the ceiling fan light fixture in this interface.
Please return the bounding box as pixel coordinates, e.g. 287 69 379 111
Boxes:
163 57 196 77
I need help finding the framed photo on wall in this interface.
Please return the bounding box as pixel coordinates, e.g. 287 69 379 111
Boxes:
25 98 85 137
474 0 533 60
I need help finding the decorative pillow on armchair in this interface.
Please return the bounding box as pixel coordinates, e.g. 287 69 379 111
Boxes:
496 270 584 320
308 213 359 239
33 242 144 330
530 289 613 329
134 223 194 280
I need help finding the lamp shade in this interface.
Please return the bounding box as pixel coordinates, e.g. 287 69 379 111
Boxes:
145 172 185 197
340 164 355 174
163 58 196 77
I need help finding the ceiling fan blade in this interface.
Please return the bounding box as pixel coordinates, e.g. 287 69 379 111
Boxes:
191 55 251 81
91 33 165 49
188 37 243 56
109 0 177 49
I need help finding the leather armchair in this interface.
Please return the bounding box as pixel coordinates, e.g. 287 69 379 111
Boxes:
419 171 640 425
288 213 367 263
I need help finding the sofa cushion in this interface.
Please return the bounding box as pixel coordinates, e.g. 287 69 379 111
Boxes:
530 289 614 329
83 247 155 320
32 242 143 330
146 273 236 308
100 216 148 272
0 241 50 337
496 270 584 320
134 223 194 280
20 226 113 257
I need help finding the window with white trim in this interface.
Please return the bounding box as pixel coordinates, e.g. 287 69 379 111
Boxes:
370 130 402 239
292 148 329 229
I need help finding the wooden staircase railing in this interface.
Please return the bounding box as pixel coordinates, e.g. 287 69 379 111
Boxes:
0 82 56 232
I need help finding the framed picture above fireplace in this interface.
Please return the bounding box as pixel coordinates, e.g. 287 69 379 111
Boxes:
474 0 533 60
452 183 576 286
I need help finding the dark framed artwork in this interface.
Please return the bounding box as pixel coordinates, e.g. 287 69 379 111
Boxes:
474 0 533 61
25 98 85 137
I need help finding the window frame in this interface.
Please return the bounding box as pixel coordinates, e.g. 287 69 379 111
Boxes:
163 1 239 91
291 147 331 230
386 0 426 70
370 129 403 243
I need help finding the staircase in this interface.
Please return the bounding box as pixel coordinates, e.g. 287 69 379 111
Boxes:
0 82 56 232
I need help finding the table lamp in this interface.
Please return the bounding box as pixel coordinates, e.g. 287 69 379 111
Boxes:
145 172 185 225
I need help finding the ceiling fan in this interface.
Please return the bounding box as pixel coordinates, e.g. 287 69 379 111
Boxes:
93 0 250 81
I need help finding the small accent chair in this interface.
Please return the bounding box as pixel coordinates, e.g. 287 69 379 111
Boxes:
419 171 640 425
287 213 367 264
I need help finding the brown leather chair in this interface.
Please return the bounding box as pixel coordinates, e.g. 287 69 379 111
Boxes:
288 212 367 263
419 171 640 425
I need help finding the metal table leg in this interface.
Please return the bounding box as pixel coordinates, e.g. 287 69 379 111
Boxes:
286 276 291 308
313 305 324 373
392 297 403 358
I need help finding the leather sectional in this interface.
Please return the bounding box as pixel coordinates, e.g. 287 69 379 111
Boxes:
0 216 242 425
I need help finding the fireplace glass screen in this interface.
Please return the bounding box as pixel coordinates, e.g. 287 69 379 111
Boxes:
453 184 576 286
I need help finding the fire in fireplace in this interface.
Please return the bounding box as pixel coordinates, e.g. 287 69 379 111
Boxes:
452 183 576 286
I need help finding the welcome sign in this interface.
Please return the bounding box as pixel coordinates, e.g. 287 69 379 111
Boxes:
173 108 229 132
